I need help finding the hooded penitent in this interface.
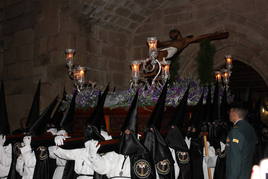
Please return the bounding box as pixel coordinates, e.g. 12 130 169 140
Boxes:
188 89 204 179
119 90 155 179
60 91 77 133
143 83 175 179
0 81 10 135
50 88 67 130
29 96 58 136
166 86 191 179
189 88 204 136
169 86 189 130
220 86 229 123
27 97 58 179
84 84 109 142
210 81 220 147
26 81 41 130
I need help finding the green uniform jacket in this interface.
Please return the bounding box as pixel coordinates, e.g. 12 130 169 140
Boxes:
226 120 257 179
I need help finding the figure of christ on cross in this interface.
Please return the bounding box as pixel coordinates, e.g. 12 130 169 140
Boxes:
156 29 229 61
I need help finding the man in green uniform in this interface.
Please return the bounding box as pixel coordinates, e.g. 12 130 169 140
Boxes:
226 104 257 179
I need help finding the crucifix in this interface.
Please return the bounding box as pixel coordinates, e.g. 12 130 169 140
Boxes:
157 29 229 61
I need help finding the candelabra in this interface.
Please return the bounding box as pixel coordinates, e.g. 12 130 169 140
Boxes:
130 37 171 88
65 49 96 92
214 55 233 89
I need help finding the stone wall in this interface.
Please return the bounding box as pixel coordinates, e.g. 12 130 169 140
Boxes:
0 0 131 131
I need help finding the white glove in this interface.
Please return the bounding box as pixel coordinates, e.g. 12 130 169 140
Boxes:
23 136 31 146
47 128 58 135
54 135 67 146
85 140 100 156
0 135 6 146
57 130 68 136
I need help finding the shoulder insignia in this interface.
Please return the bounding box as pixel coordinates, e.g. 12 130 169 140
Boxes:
37 146 48 160
233 125 239 129
156 159 171 175
232 138 239 143
176 151 190 164
133 159 151 178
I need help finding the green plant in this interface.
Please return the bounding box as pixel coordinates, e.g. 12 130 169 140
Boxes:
195 40 216 84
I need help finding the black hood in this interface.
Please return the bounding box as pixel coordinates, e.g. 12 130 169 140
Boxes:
119 90 147 156
144 82 174 165
147 82 168 129
0 81 10 135
212 81 219 122
220 86 229 122
169 86 189 127
60 91 77 133
191 88 204 129
85 84 109 142
166 125 188 151
50 87 67 129
26 80 41 129
204 85 212 123
29 96 58 136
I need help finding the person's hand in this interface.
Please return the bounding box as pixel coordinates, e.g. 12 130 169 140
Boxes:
85 140 100 156
57 129 68 136
0 135 6 146
54 136 68 146
47 128 57 135
23 136 31 146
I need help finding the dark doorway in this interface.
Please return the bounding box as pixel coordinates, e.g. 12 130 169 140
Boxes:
229 60 268 101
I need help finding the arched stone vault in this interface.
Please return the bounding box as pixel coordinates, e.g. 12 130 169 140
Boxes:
1 0 268 130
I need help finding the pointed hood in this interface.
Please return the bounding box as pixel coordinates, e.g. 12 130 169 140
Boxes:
220 86 229 122
26 81 41 129
204 85 212 123
143 83 174 169
169 86 189 127
191 88 205 130
212 81 219 122
0 81 10 135
119 90 147 155
60 91 77 133
51 88 68 129
121 90 139 132
84 84 109 142
86 84 109 127
29 96 58 136
147 82 168 129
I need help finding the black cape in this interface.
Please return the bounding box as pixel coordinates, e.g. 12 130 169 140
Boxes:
33 146 50 179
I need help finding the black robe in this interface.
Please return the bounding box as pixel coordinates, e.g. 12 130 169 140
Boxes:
33 146 50 179
214 150 226 179
62 160 77 179
189 137 204 179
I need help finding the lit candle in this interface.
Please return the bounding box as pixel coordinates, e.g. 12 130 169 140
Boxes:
161 60 171 80
147 37 158 50
215 71 221 81
131 61 141 79
221 69 230 85
225 55 233 69
74 66 86 85
65 49 76 68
